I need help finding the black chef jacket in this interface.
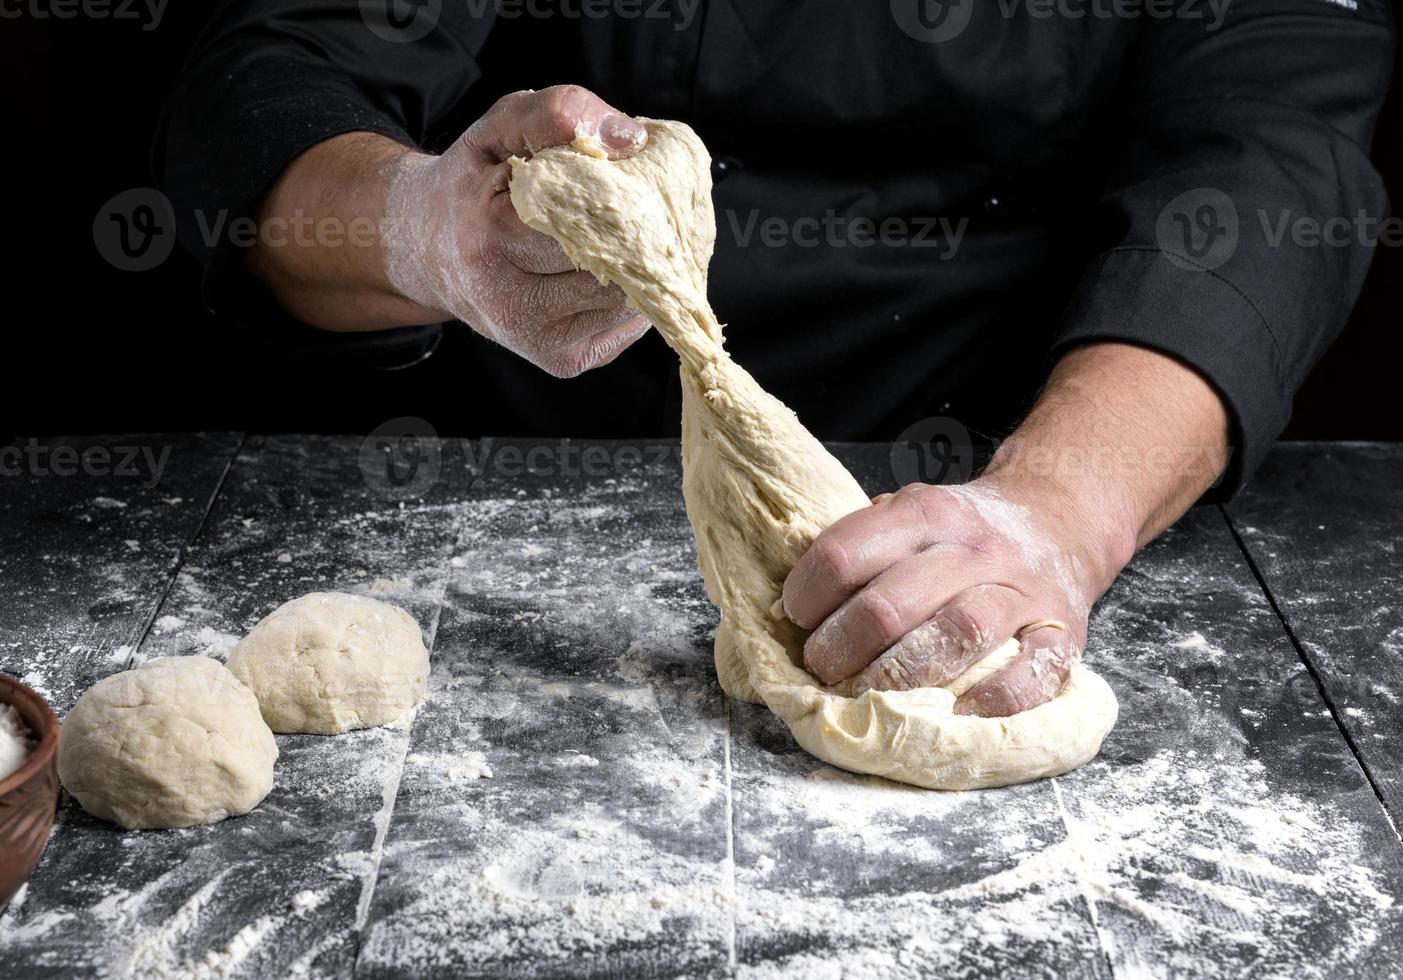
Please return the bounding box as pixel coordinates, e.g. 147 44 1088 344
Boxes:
153 0 1393 496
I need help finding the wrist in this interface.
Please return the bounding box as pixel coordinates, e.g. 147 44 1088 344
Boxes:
380 150 459 318
977 457 1137 603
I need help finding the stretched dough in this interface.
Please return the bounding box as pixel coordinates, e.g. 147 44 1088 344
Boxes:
510 121 1118 789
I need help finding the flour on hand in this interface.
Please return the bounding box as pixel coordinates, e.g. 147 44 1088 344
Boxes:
509 120 1117 789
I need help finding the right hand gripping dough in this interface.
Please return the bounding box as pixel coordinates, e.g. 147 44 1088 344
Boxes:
227 592 430 735
509 120 1119 789
58 657 277 830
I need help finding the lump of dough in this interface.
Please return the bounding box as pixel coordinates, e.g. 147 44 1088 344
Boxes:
226 592 429 734
509 120 1119 789
57 657 277 830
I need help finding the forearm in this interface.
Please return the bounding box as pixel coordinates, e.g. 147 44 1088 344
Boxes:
981 342 1231 595
246 132 441 332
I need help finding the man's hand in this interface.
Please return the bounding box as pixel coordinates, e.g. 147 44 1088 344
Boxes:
250 85 651 377
784 478 1115 716
783 342 1230 717
382 86 651 377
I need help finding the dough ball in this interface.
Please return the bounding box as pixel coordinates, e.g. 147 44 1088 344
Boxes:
57 657 278 830
227 592 429 735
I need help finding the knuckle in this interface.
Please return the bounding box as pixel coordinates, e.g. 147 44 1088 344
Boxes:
807 536 854 590
864 652 920 693
903 482 951 526
853 589 905 643
942 601 993 651
541 84 590 125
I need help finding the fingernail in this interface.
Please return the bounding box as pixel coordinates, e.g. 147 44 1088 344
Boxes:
599 114 646 152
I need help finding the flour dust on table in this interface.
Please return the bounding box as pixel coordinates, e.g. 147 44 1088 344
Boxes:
510 120 1118 788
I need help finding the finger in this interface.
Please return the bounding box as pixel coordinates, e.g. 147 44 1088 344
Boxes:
849 584 1031 696
783 484 955 631
801 542 976 685
520 270 629 321
543 314 651 378
465 85 647 164
953 624 1079 717
559 305 647 343
575 314 652 369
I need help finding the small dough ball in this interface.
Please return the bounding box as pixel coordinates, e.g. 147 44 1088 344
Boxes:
58 657 278 830
227 592 429 735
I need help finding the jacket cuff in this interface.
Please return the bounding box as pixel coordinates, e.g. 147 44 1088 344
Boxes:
1051 246 1293 500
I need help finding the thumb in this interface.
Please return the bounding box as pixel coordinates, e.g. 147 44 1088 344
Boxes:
465 84 647 164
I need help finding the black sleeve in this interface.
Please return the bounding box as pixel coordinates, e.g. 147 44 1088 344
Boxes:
152 0 498 366
1051 0 1393 497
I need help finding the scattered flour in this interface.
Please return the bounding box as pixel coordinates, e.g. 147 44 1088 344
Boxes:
0 703 35 781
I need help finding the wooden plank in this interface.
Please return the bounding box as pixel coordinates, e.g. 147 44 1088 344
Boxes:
0 433 241 709
5 436 1399 978
1052 503 1403 977
356 440 733 978
0 434 468 979
1225 443 1403 820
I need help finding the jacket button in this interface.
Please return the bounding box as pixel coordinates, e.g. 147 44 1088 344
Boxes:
712 156 742 181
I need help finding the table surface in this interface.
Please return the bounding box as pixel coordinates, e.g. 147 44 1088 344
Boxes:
0 435 1399 979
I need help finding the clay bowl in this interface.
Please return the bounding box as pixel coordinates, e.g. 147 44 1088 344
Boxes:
0 674 59 912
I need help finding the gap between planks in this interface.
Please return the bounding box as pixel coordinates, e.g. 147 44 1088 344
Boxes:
1216 504 1403 847
124 433 247 672
350 444 475 975
722 694 739 972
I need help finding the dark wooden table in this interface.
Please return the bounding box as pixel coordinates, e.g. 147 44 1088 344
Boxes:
0 436 1399 979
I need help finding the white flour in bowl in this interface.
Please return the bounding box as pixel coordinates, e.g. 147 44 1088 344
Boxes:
0 703 34 781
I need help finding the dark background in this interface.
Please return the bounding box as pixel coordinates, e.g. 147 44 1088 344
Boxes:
1 7 1398 441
